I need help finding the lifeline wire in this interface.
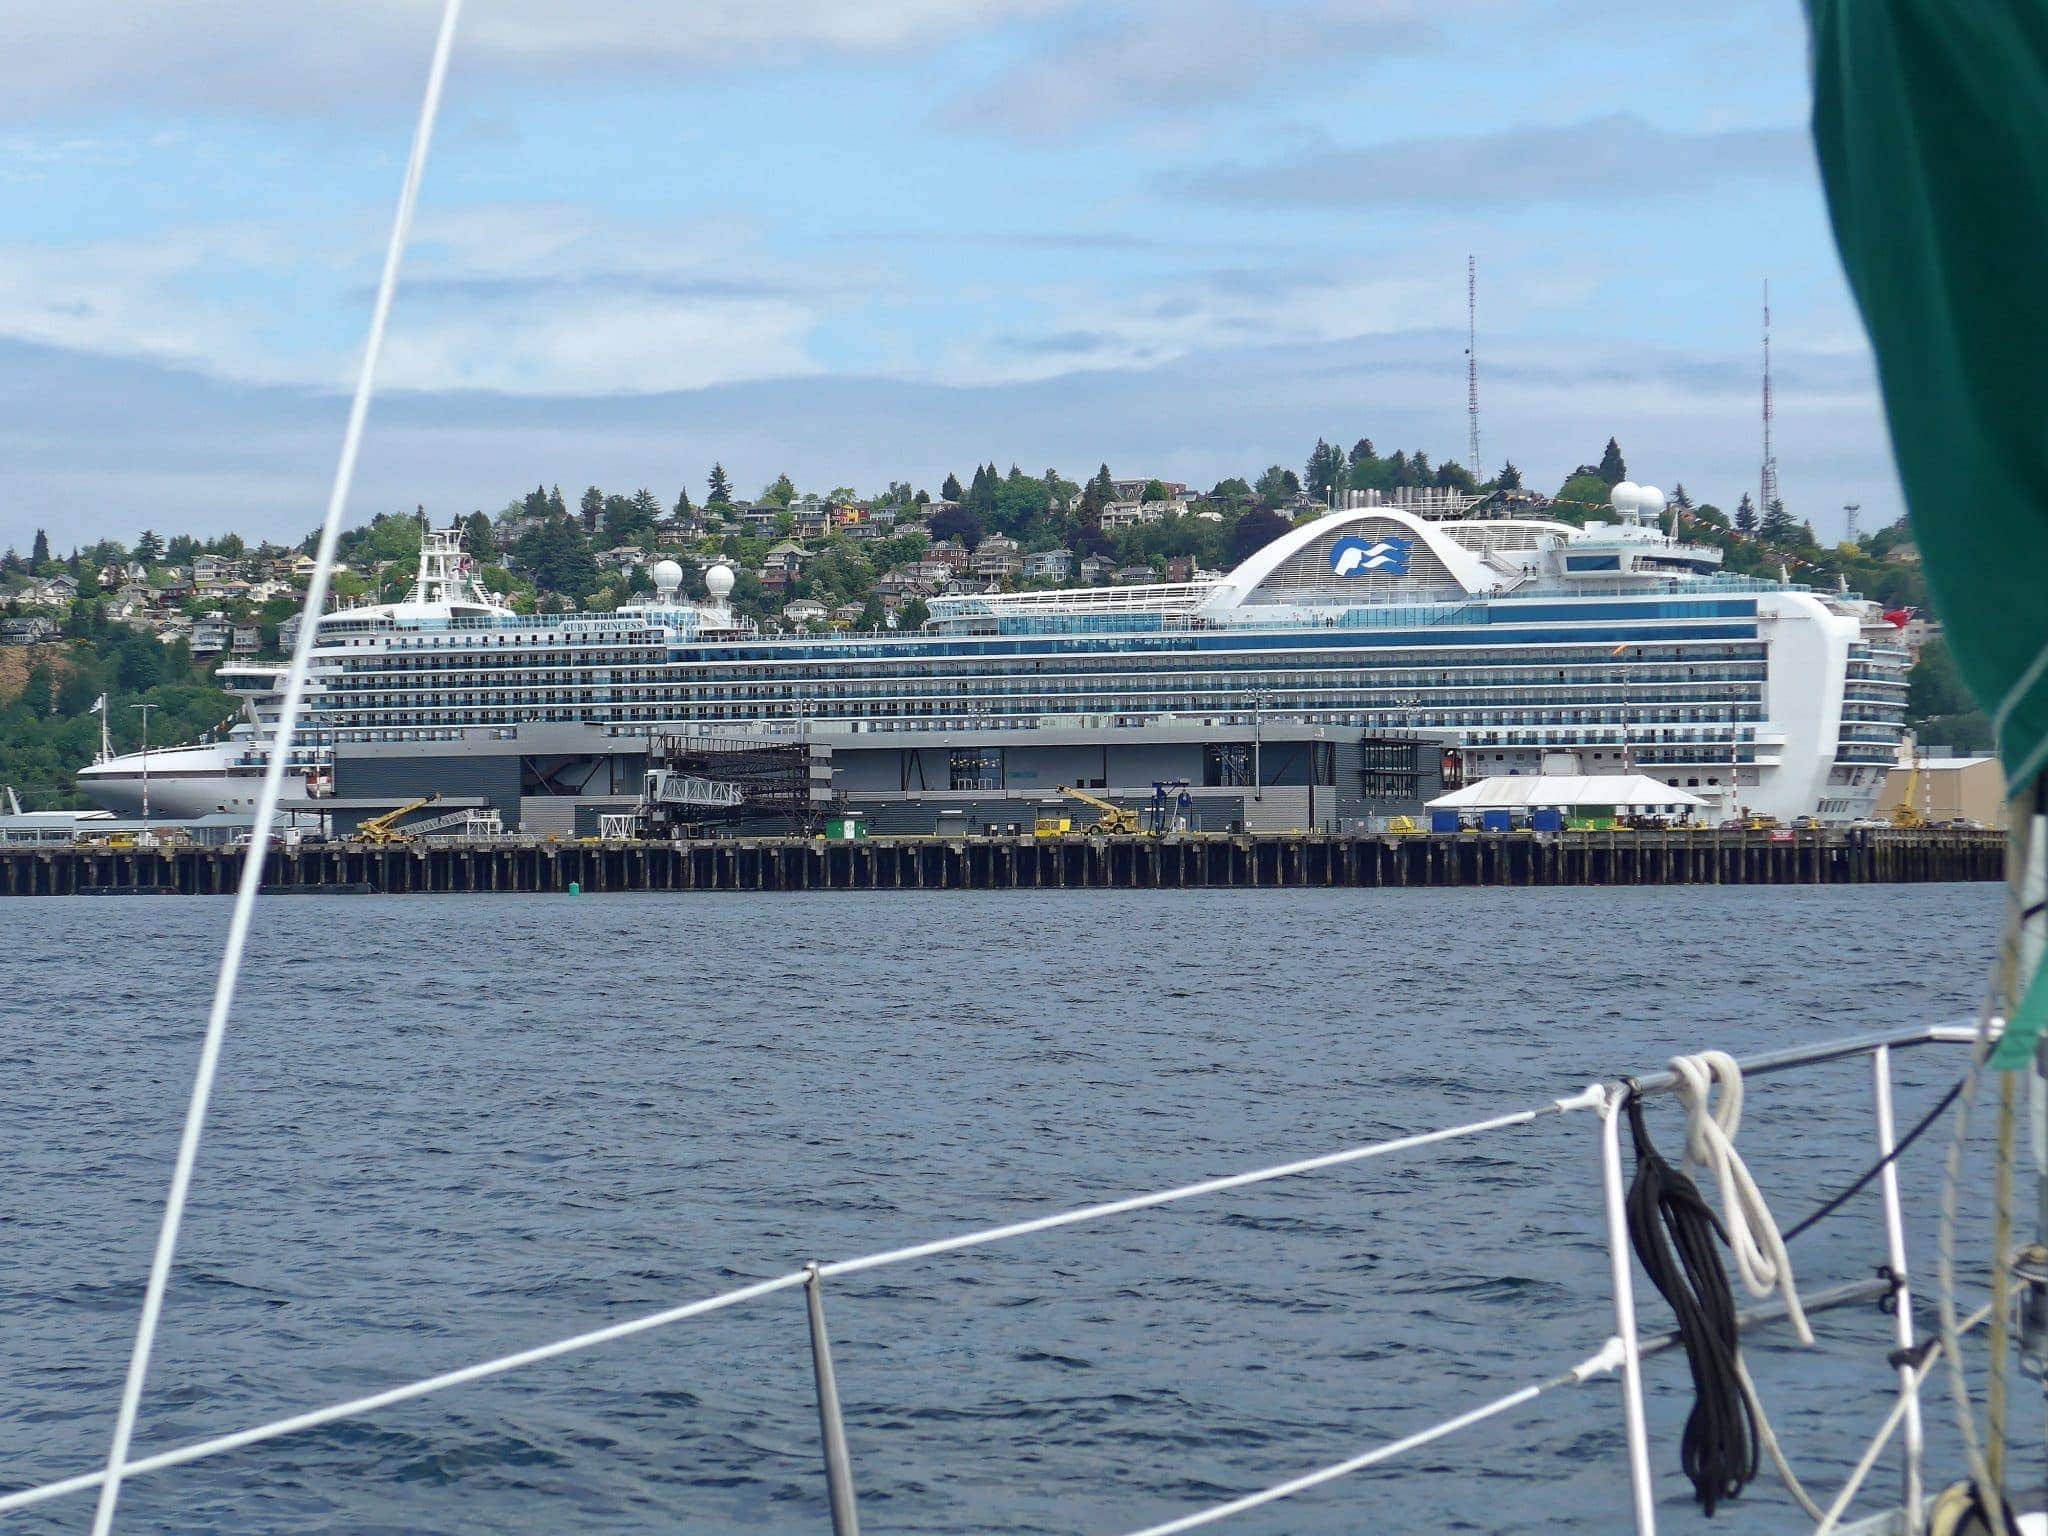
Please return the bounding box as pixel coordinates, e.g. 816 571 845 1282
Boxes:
84 6 463 1534
0 1091 1597 1516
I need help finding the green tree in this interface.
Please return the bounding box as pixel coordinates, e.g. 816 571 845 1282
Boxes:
1760 497 1796 542
1253 465 1298 506
707 464 733 508
1735 493 1758 535
512 515 600 599
1230 507 1292 562
1497 461 1522 490
672 486 693 521
31 529 50 569
134 529 165 564
1304 438 1345 502
1208 477 1252 503
1597 437 1627 485
578 486 604 532
1553 472 1612 520
462 510 495 560
1348 438 1375 470
941 471 964 502
898 596 931 630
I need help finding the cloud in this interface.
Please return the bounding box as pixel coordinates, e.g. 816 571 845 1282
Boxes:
0 203 836 395
0 0 1074 118
946 0 1437 136
0 309 1898 553
1176 113 1811 208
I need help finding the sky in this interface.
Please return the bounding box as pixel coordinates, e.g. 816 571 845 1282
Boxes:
0 0 1902 554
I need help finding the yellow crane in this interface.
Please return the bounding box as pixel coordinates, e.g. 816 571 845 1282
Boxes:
1891 749 1926 827
1054 784 1142 836
356 792 442 846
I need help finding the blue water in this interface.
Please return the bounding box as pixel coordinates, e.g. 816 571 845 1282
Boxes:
0 884 2025 1533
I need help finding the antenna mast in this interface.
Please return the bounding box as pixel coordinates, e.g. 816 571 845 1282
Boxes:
1760 279 1780 521
1466 255 1481 485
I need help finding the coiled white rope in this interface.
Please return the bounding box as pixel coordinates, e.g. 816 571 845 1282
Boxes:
84 6 463 1534
1669 1049 1812 1344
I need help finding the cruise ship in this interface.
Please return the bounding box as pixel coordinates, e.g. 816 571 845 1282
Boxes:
76 501 1908 823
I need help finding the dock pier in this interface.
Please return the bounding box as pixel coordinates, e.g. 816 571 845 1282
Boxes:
0 828 2005 897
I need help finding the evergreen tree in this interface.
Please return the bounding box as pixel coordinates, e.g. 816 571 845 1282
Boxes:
1409 450 1432 484
462 510 495 560
673 486 693 520
1092 464 1115 508
899 596 931 631
512 512 599 598
134 529 165 564
549 485 567 518
1760 497 1795 542
1304 438 1345 502
523 484 551 520
31 529 50 568
1386 450 1410 488
578 486 603 532
1734 492 1758 535
1348 438 1375 469
760 474 797 508
630 488 661 528
1497 461 1523 490
707 464 733 508
941 471 964 502
1670 483 1693 512
1597 437 1627 485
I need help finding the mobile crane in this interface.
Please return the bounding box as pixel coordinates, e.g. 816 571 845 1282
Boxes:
355 792 442 846
1053 784 1143 836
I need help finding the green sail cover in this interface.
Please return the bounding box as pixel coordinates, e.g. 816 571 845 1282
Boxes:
1808 2 2048 788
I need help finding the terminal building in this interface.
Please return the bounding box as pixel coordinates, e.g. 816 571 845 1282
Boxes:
327 720 1447 838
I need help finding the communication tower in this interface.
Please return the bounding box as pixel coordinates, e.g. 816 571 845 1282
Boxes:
1760 280 1780 521
1466 256 1481 483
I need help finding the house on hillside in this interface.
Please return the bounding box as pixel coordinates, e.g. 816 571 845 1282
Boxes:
1022 549 1072 582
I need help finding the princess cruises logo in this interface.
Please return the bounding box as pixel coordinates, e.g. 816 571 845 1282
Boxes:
1328 534 1412 577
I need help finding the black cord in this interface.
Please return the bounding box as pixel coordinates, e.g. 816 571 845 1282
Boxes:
1623 1083 1755 1515
1782 1076 1965 1243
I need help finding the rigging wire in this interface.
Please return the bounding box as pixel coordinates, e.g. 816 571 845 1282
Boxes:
83 6 464 1533
1784 1075 1967 1243
1934 793 2039 1528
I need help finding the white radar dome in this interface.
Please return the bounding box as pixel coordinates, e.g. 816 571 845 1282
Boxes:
1635 485 1667 520
1610 480 1642 520
651 559 684 593
705 563 736 599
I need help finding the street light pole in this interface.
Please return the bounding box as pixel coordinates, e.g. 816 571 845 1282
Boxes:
130 702 156 821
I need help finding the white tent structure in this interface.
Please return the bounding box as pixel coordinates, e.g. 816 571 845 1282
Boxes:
1427 774 1708 817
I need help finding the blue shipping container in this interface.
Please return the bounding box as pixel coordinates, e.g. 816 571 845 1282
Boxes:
1431 810 1460 834
1481 809 1514 833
